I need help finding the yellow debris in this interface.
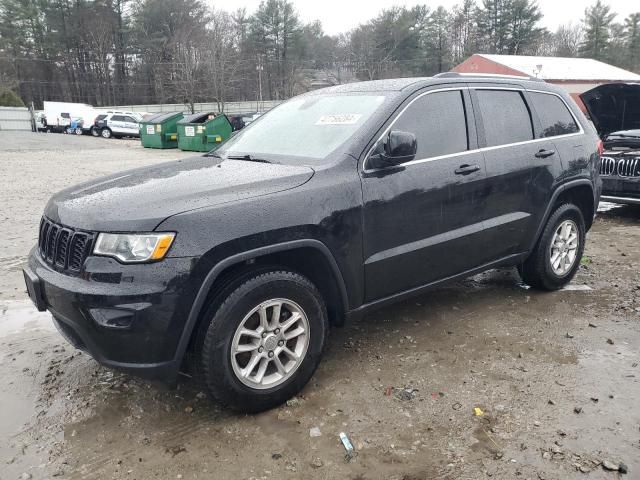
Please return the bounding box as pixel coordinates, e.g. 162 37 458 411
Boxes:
474 407 484 417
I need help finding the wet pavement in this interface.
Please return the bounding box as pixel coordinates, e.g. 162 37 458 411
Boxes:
1 133 639 479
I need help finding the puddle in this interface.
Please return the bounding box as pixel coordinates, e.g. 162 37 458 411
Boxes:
560 284 592 291
0 300 55 338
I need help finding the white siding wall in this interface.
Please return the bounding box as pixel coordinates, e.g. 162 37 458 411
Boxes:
95 100 283 116
0 107 32 131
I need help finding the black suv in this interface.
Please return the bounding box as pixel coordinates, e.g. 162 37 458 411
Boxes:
24 75 601 412
580 83 640 204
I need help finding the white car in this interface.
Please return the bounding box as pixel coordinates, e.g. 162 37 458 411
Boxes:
95 113 140 139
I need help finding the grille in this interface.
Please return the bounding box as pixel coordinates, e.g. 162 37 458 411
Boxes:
38 217 94 273
600 156 640 177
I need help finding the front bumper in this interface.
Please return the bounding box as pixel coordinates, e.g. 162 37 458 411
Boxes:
601 176 640 205
24 247 197 382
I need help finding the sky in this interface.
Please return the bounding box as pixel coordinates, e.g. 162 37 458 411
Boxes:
212 0 639 35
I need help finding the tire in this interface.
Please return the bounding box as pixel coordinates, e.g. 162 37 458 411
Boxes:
100 127 112 139
91 127 99 137
201 270 328 412
519 203 585 290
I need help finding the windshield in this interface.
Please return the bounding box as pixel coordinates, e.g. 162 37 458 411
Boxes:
216 94 386 163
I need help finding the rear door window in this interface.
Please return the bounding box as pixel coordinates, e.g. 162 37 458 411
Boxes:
392 90 469 159
529 92 580 138
475 90 534 147
111 115 124 122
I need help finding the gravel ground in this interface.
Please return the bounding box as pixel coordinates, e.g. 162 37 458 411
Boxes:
0 131 194 301
1 132 639 480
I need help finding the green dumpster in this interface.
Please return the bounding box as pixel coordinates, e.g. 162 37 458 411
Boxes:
177 112 233 152
139 112 184 149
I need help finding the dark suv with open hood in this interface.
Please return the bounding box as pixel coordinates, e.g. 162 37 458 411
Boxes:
24 74 601 412
581 83 640 205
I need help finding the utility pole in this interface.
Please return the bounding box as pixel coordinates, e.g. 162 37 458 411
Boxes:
256 57 264 112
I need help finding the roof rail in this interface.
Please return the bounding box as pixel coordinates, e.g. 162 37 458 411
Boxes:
434 71 544 82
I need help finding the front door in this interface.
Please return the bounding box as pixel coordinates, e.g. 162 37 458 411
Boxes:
122 116 140 136
361 87 490 302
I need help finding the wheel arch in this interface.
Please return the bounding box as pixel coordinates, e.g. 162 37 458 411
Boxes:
528 179 595 252
173 239 349 370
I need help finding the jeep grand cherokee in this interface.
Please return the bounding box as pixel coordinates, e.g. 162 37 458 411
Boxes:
24 74 601 412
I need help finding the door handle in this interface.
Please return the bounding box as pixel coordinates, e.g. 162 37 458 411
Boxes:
454 164 481 175
535 149 556 158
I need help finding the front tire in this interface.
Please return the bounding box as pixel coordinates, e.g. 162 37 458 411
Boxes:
201 270 328 412
519 203 585 290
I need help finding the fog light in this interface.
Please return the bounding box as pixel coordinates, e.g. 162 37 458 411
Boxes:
89 308 135 329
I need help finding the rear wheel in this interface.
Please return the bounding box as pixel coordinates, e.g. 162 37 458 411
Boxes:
201 270 328 412
91 127 99 137
100 127 112 139
519 203 585 290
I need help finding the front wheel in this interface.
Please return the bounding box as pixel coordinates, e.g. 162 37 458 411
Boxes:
201 270 328 412
519 203 586 290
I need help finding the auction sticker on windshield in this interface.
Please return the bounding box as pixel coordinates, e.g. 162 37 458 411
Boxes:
185 126 195 136
315 114 362 125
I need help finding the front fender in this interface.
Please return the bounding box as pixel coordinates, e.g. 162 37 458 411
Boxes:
170 239 349 374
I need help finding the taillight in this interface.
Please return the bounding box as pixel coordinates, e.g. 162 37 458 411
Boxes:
597 140 604 156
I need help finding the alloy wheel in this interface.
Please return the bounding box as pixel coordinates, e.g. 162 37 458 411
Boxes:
549 219 579 276
230 298 310 390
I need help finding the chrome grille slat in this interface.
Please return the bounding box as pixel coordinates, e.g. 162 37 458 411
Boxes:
600 156 640 177
37 217 94 274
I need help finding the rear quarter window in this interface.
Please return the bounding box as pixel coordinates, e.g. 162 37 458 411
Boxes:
475 90 534 147
529 92 580 138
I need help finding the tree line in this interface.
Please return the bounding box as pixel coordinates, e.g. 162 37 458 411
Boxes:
0 0 639 110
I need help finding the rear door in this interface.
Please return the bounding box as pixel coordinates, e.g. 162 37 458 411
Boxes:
109 115 125 134
361 86 490 301
470 86 560 260
526 89 586 177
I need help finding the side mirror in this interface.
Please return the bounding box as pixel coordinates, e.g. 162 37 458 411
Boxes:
368 130 417 169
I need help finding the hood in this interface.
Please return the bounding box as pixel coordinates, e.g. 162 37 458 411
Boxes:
45 156 314 231
580 83 640 138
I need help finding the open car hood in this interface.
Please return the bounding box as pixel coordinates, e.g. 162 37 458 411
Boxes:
580 83 640 139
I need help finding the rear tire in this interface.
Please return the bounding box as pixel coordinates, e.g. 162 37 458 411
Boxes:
100 127 112 139
201 270 328 413
91 127 99 137
519 203 585 290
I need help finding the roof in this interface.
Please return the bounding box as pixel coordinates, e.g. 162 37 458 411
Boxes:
477 54 640 82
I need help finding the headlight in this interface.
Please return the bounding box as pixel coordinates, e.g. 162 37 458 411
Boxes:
93 233 175 263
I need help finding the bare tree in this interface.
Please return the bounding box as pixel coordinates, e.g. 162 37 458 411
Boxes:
552 23 583 57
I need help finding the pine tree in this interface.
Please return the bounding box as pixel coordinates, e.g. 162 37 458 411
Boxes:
580 0 616 60
624 13 640 72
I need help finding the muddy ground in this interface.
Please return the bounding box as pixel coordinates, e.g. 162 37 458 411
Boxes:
1 132 639 480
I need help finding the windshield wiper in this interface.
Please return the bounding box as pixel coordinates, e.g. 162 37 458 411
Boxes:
226 154 271 164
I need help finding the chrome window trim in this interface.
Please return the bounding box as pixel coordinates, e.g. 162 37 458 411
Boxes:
363 86 585 173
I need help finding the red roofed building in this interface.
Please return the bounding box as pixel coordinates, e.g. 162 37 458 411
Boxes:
453 54 640 111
